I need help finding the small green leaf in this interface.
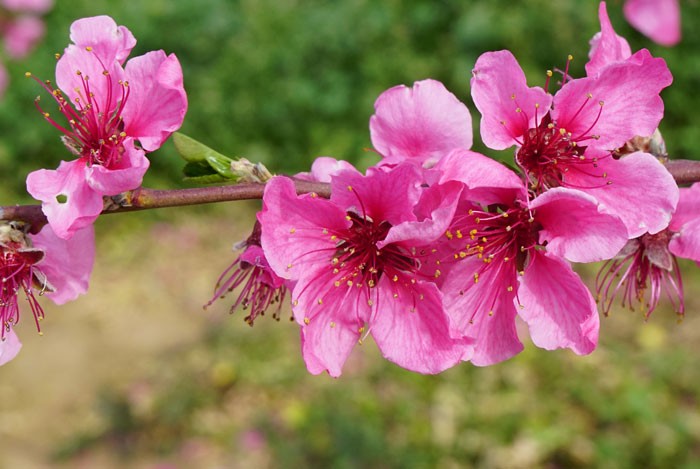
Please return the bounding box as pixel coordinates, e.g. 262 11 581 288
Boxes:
182 161 231 184
173 132 232 163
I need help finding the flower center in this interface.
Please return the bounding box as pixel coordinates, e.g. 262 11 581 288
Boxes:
0 231 49 340
28 60 130 169
596 229 684 318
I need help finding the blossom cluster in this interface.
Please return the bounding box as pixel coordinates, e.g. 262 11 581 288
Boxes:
211 2 697 377
1 15 187 364
2 3 695 376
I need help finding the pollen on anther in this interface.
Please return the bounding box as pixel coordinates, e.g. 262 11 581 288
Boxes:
330 322 336 328
289 228 296 234
507 286 514 292
392 275 399 282
434 270 441 278
287 263 293 269
367 300 374 306
546 70 553 77
304 317 310 325
334 281 341 287
317 299 323 305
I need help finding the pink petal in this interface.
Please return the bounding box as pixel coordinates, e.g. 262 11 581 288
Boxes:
67 15 136 63
26 159 104 239
259 176 350 280
565 152 678 238
440 256 523 365
669 219 700 263
369 79 472 166
55 43 127 108
331 164 421 226
300 308 361 378
0 328 22 366
471 50 552 150
30 224 95 305
3 15 45 59
624 0 681 46
371 280 470 373
586 2 632 76
553 50 672 152
530 187 629 263
295 157 357 183
518 253 599 355
1 0 52 13
670 183 700 231
381 180 462 247
122 51 188 151
433 148 526 205
85 139 150 195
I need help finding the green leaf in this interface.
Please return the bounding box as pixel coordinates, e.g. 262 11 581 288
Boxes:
173 132 232 164
182 161 230 184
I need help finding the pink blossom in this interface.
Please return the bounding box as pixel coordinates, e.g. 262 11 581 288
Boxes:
0 222 94 366
205 222 289 325
597 182 700 318
26 15 188 239
294 156 356 183
471 47 677 238
2 14 45 59
1 0 53 14
369 79 473 168
259 166 470 377
624 0 681 47
432 151 629 365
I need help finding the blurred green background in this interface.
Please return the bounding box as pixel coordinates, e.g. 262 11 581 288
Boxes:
2 0 700 467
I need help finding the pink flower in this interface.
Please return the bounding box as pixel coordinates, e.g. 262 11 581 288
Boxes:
431 151 629 365
597 182 700 318
624 0 681 47
0 0 52 59
259 166 470 377
369 79 473 168
0 221 94 365
26 15 188 239
470 47 677 237
205 222 289 325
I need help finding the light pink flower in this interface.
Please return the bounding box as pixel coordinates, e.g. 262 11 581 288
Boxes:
370 79 473 168
597 182 700 318
205 222 288 325
1 0 53 14
2 14 45 59
471 47 677 238
624 0 681 47
26 15 188 239
432 151 629 365
0 222 94 365
294 156 356 183
259 165 470 377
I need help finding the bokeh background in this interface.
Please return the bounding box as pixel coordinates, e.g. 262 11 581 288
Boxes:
2 0 700 467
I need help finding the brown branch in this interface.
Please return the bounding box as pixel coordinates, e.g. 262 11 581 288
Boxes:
664 159 700 186
0 179 331 233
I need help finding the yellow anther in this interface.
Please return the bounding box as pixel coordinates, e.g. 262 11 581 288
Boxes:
546 70 553 77
317 299 323 305
334 281 341 287
393 293 399 298
445 230 453 240
25 72 32 77
368 280 375 288
289 228 296 234
568 54 573 61
599 100 604 106
368 300 374 306
392 275 399 282
456 230 463 239
507 286 514 292
488 310 494 317
304 317 310 325
347 185 353 191
434 270 441 278
287 263 293 269
330 235 337 240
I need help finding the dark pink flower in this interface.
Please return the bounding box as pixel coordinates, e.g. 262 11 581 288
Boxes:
471 47 677 238
597 182 700 318
370 79 473 168
587 2 632 77
624 0 681 47
206 223 288 325
432 151 629 365
26 15 187 239
0 222 94 366
259 166 470 377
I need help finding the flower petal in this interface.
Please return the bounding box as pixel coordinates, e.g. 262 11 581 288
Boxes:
530 187 629 262
624 0 681 47
370 79 472 166
669 218 700 263
586 1 632 76
259 176 349 280
565 152 678 238
518 253 599 355
300 308 361 378
26 159 103 239
85 139 150 195
0 328 22 366
30 224 95 304
331 164 421 226
670 183 700 231
471 50 552 150
371 281 470 374
553 50 672 152
67 15 136 63
122 51 188 151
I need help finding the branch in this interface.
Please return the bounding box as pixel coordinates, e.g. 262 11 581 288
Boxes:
0 179 331 233
663 159 700 185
